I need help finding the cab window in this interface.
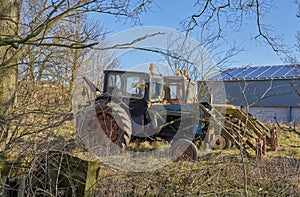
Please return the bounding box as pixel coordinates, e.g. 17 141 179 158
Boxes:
107 73 121 93
150 77 164 101
124 76 146 98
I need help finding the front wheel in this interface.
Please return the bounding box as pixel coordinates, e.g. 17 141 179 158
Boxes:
210 134 232 150
170 139 198 162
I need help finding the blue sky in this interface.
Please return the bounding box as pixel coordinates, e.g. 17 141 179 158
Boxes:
96 1 299 69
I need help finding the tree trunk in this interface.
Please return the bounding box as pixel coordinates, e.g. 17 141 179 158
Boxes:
0 0 21 114
0 0 21 149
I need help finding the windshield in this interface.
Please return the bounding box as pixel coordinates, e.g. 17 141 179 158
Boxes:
106 72 147 99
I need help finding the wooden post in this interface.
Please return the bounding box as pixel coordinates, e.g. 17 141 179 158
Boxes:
256 138 263 161
270 127 278 151
85 161 99 197
261 136 266 155
2 177 25 197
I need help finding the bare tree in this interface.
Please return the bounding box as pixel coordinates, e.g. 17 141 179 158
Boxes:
0 0 154 114
0 0 154 147
0 1 153 195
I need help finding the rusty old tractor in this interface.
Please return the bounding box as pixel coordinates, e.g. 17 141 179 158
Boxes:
76 64 200 160
76 64 277 161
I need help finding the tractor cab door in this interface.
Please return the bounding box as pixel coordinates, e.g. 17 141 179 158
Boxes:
121 74 148 117
104 70 149 115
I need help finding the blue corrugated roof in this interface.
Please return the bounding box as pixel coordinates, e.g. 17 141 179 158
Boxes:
208 65 300 81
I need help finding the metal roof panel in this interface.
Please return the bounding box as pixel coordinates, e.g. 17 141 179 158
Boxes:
208 65 300 81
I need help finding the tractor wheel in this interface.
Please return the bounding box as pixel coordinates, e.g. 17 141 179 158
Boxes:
210 135 231 150
98 102 132 149
170 139 198 162
82 102 132 150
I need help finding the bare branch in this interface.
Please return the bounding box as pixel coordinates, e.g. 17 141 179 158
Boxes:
182 0 287 54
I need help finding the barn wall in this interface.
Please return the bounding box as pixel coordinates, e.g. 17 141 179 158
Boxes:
291 107 300 124
219 79 300 107
247 106 288 123
206 78 300 123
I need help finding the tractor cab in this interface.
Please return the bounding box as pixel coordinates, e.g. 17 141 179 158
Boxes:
100 66 165 136
102 65 196 105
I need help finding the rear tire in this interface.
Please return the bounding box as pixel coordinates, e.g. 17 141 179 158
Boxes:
81 102 132 150
97 102 132 149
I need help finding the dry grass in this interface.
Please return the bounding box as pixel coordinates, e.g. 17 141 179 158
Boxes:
127 138 168 151
94 151 300 196
92 126 300 196
2 123 300 196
